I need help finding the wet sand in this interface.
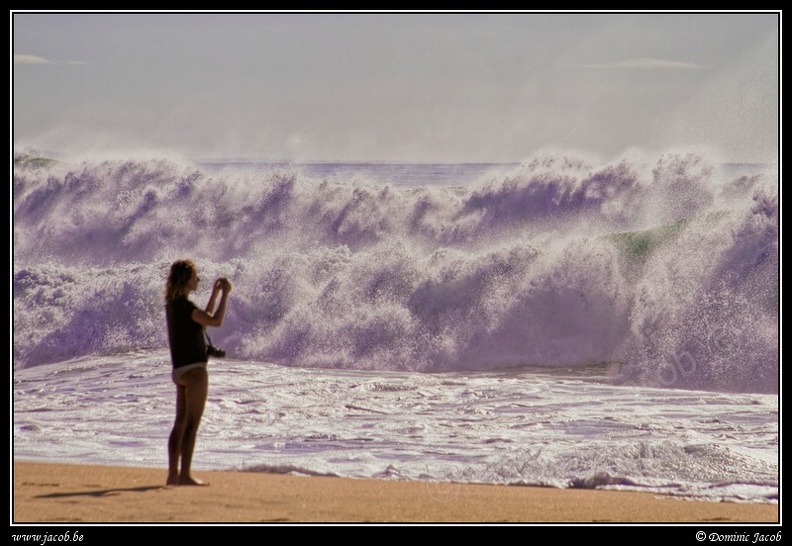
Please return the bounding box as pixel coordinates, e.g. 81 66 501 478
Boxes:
12 461 778 524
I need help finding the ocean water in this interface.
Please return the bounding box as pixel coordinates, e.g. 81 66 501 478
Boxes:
12 151 779 504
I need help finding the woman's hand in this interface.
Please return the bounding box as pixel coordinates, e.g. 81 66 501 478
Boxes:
195 277 232 328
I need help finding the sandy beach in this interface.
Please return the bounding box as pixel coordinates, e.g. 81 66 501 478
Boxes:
12 461 778 524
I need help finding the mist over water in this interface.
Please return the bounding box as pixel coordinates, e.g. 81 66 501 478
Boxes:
13 150 778 394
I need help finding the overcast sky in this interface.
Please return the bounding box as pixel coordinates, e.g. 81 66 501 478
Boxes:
12 11 780 164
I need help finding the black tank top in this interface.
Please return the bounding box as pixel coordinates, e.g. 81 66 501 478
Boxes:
166 297 208 368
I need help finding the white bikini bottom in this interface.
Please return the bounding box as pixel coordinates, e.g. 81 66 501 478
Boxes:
171 362 207 384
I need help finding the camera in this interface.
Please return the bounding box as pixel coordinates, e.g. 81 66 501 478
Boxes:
207 344 226 358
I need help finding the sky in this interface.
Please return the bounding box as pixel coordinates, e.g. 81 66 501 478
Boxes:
11 11 780 164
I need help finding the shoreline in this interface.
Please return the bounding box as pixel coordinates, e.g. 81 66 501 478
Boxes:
12 461 778 524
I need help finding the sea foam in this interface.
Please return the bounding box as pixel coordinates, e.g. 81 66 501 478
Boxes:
13 151 778 393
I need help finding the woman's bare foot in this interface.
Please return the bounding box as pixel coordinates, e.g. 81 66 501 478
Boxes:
179 475 209 486
166 473 180 486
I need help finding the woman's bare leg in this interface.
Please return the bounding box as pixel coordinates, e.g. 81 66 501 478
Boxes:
167 384 187 485
176 367 209 485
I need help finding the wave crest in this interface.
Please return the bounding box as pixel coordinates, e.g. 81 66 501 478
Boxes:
13 151 778 393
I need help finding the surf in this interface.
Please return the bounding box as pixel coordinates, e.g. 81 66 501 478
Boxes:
13 150 778 393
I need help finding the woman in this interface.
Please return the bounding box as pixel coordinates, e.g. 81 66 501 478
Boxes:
164 259 231 486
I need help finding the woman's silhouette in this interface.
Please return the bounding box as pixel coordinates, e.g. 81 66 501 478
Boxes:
164 259 231 485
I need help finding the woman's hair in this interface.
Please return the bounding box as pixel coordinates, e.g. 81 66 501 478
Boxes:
165 259 196 304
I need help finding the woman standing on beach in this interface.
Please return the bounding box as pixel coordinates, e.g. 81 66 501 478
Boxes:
164 259 231 486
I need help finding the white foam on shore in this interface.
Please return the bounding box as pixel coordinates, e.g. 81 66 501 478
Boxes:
13 351 778 503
